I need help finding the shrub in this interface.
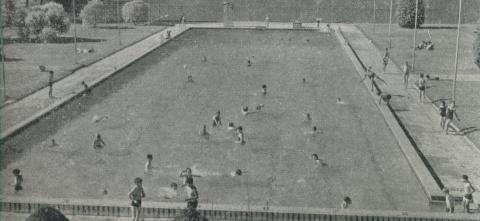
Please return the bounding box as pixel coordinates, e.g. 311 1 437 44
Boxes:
14 8 29 40
25 7 48 40
80 0 105 27
475 29 480 69
26 206 69 221
41 27 58 43
14 8 28 27
24 2 70 42
121 0 149 24
43 2 70 34
397 0 425 28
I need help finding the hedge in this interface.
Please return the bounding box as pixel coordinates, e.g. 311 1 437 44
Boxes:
80 0 105 26
397 0 425 28
121 0 149 24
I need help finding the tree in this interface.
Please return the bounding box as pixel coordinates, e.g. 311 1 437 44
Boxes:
53 0 88 14
396 0 425 28
80 0 104 27
25 7 49 40
475 29 480 69
2 0 16 27
15 8 29 40
26 206 69 221
24 2 70 42
121 0 149 24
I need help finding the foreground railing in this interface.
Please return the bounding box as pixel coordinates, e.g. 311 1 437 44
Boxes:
1 197 479 221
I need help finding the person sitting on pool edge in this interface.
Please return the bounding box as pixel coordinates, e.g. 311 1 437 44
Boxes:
377 90 392 105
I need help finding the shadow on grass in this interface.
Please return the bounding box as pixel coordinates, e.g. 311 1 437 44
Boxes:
3 37 106 44
94 25 135 30
419 25 457 30
3 57 23 62
52 37 106 44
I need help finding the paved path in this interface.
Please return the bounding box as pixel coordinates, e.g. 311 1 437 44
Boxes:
338 24 480 200
0 25 188 140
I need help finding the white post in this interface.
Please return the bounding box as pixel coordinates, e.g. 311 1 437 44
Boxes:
1 25 6 101
117 0 122 46
411 0 419 73
373 0 376 33
452 0 462 102
388 0 393 48
73 0 77 63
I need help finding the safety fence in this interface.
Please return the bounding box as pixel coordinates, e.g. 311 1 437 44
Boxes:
1 198 479 221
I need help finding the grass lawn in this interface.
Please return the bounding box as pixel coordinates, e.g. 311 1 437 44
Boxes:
2 24 165 101
0 28 431 211
357 23 480 147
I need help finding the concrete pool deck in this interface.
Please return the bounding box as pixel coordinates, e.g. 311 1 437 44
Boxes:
335 24 480 203
0 22 478 213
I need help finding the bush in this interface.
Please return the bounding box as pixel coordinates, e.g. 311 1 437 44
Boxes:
53 0 89 14
14 8 29 41
397 0 425 28
14 8 28 27
24 2 70 42
25 7 49 40
26 206 69 221
121 0 149 24
80 0 104 27
41 27 58 43
44 2 70 33
475 30 480 69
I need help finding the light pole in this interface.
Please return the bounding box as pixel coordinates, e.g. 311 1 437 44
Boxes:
411 0 419 73
73 0 78 63
373 0 376 33
452 0 462 102
148 0 151 26
1 26 6 101
387 0 393 49
117 0 122 46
